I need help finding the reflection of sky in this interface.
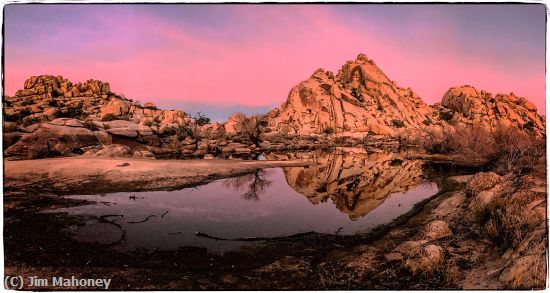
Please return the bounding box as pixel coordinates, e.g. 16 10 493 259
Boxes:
51 168 438 251
5 4 545 121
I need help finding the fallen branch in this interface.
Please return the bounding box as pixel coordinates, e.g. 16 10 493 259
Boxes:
97 214 126 245
128 215 156 224
161 211 169 218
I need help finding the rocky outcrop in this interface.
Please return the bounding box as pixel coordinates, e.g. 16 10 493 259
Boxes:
268 54 545 139
268 54 431 138
4 53 546 160
5 118 98 159
435 86 545 138
3 75 202 159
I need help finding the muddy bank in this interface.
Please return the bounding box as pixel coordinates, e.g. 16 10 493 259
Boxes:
4 157 314 195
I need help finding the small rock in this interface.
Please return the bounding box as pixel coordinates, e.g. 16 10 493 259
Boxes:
384 252 403 262
420 220 452 241
404 244 444 274
143 101 156 109
394 240 427 256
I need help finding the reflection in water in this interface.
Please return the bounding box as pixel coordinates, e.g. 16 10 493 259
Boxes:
223 169 272 201
267 148 429 220
48 149 439 252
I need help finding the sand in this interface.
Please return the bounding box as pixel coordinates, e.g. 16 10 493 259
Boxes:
4 157 313 195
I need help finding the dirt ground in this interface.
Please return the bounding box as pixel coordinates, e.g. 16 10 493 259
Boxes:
4 157 313 195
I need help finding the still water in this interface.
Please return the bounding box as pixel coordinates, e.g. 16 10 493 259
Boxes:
50 150 439 252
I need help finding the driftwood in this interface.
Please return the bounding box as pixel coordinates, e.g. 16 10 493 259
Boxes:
97 214 126 245
128 215 156 224
194 231 318 242
128 195 145 200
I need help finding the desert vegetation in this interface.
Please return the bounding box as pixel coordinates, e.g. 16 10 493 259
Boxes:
231 112 269 146
413 124 545 173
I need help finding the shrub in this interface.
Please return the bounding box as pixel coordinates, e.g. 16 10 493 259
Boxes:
83 120 99 131
56 102 84 119
192 112 210 126
422 118 432 126
101 113 118 122
439 110 454 122
391 119 405 128
523 121 535 130
49 99 59 107
478 197 535 249
160 126 178 137
5 109 31 123
414 124 545 173
350 88 364 102
22 115 42 127
323 127 335 135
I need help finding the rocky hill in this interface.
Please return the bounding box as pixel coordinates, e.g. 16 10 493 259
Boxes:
3 75 210 159
3 55 546 160
3 75 319 160
267 54 545 139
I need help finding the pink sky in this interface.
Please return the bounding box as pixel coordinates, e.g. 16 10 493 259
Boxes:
4 4 545 120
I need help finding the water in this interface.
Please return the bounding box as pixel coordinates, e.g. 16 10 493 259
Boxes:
49 150 439 252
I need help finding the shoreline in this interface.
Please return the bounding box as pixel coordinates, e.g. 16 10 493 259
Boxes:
4 157 314 195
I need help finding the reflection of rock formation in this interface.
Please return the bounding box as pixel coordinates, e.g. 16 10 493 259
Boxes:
269 148 426 220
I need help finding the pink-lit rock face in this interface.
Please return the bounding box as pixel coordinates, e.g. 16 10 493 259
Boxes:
437 86 546 137
268 54 546 138
268 54 431 137
2 53 546 160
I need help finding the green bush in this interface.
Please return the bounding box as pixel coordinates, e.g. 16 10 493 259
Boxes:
101 113 118 122
439 110 454 122
391 119 405 128
323 127 335 135
523 121 535 130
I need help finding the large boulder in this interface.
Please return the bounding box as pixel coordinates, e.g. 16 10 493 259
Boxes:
100 99 131 117
84 144 131 158
419 220 452 240
404 244 444 274
6 122 98 159
465 172 500 197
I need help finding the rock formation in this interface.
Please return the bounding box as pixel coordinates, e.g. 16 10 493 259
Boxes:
267 148 428 220
268 54 545 139
3 54 546 160
267 54 431 137
3 75 205 159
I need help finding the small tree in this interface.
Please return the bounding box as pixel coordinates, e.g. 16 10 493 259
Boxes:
232 113 268 146
192 112 211 126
